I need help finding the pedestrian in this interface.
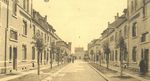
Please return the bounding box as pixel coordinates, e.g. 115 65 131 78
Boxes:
139 59 146 75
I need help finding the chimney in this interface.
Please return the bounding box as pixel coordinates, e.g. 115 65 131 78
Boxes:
115 13 119 20
44 15 47 21
108 22 110 26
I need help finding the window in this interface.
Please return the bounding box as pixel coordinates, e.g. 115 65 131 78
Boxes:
22 45 27 60
23 0 29 12
47 53 49 61
115 50 118 61
119 30 122 37
0 2 1 20
33 25 35 35
45 34 46 42
135 0 137 10
132 46 137 62
141 32 148 42
32 47 35 60
41 32 43 38
124 25 128 38
131 1 134 13
27 0 29 12
132 22 137 37
44 51 46 60
110 35 114 42
10 30 18 40
9 46 12 61
115 32 118 41
23 20 27 35
23 0 26 9
143 0 148 18
12 0 17 15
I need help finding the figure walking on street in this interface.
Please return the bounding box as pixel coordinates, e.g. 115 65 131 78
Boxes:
139 59 146 75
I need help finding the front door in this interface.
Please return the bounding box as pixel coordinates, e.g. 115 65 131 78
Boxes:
144 49 149 72
13 47 17 70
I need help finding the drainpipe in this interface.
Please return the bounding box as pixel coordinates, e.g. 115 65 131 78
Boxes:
4 0 9 74
127 0 130 67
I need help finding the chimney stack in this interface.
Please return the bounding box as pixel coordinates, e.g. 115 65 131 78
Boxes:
115 13 119 20
108 22 110 26
44 15 47 21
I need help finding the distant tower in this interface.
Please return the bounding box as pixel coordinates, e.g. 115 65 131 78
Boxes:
44 0 49 2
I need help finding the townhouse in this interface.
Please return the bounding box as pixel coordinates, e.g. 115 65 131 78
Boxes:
88 0 150 72
0 0 71 74
127 0 150 72
88 39 102 62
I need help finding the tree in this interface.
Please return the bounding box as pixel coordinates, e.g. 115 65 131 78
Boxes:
55 46 61 66
32 32 46 75
90 50 94 62
99 50 102 66
102 42 111 69
50 42 55 69
117 36 128 77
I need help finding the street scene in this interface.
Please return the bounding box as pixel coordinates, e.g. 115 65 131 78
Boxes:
0 0 150 81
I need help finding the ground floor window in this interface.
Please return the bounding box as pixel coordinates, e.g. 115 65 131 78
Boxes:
22 45 27 60
9 46 12 61
132 46 137 62
32 47 35 60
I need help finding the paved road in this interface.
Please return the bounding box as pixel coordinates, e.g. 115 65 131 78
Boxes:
43 60 106 81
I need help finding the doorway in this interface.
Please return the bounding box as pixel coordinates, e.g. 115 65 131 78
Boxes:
13 47 17 70
144 49 149 72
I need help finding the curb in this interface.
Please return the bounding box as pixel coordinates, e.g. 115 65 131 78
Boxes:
101 64 150 81
88 64 111 81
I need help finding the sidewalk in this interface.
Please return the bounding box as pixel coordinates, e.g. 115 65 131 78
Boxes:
0 63 58 81
101 63 150 81
89 63 140 81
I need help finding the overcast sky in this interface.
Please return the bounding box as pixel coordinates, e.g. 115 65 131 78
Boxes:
33 0 127 53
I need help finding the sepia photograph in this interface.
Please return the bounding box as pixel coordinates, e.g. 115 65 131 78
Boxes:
0 0 150 81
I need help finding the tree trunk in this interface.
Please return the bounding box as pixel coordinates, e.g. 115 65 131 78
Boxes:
120 50 123 77
37 51 40 75
57 53 60 66
106 55 109 69
50 51 53 69
99 55 101 66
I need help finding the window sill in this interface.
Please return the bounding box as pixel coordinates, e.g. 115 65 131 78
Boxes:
143 17 148 21
131 62 137 64
9 38 18 43
132 36 138 39
9 61 12 63
12 14 17 19
22 60 27 62
140 41 150 45
22 34 27 38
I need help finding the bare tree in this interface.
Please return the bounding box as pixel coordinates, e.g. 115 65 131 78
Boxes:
55 46 61 66
90 50 94 62
102 42 111 69
50 42 55 69
117 36 127 77
99 50 102 66
32 32 46 75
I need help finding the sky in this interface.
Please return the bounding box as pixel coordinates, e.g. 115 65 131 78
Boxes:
33 0 127 53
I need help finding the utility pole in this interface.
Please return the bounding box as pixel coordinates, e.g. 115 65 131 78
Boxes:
4 0 9 74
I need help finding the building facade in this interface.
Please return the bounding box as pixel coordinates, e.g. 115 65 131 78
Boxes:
88 0 150 72
74 47 85 59
88 39 102 62
0 0 70 74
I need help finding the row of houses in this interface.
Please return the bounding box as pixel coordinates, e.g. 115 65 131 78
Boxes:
0 0 71 74
88 0 150 73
